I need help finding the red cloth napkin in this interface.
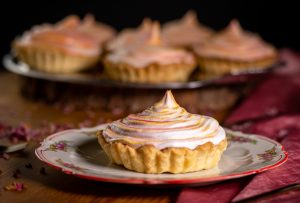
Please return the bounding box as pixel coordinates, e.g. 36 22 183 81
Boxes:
256 189 300 203
176 179 250 203
176 49 300 203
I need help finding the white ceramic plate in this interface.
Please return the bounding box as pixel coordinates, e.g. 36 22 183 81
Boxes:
35 124 287 186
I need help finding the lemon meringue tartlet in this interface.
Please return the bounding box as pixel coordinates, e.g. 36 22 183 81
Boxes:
13 14 115 73
98 91 227 174
193 20 278 76
103 22 196 83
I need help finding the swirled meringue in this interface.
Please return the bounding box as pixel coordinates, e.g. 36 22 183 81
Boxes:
106 18 153 52
16 14 115 57
17 25 101 56
102 91 226 149
106 22 195 67
162 10 214 47
194 20 277 61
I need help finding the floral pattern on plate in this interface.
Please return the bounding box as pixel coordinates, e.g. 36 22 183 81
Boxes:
55 158 86 172
45 141 69 152
257 147 277 162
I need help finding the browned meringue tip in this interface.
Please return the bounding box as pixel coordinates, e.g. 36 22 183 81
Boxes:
155 90 179 108
148 21 162 45
57 15 80 29
227 19 243 34
140 18 152 29
83 13 96 25
183 10 198 24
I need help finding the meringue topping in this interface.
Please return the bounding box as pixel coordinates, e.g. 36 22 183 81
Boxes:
194 19 277 61
102 91 226 149
162 10 214 47
15 14 116 56
106 18 153 52
16 24 100 56
106 21 195 67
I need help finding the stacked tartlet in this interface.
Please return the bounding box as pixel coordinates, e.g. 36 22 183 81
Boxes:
12 14 115 73
103 22 196 83
98 90 227 174
193 20 278 76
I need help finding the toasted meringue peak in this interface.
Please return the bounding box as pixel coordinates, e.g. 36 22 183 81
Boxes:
162 10 213 47
182 10 198 26
154 90 179 109
148 21 161 45
82 14 97 27
140 18 152 31
224 19 243 38
56 15 80 29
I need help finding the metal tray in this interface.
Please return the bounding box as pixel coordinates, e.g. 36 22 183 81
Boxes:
3 54 281 89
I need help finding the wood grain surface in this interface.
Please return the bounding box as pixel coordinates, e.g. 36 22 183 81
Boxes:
0 72 241 203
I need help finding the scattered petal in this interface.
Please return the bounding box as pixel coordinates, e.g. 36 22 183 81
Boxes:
0 153 10 160
4 182 25 192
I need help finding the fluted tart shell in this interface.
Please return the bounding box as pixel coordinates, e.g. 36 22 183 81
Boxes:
98 132 227 174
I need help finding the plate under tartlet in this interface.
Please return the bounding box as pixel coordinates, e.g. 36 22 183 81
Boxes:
35 124 287 186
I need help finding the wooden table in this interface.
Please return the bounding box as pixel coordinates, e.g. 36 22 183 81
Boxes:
0 72 243 203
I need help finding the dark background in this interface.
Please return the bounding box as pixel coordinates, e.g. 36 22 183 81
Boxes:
1 0 299 61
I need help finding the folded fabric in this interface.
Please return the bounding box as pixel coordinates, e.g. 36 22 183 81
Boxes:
176 179 250 203
225 75 300 126
255 188 300 203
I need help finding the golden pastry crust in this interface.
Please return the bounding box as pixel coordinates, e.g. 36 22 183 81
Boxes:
103 59 196 83
13 43 99 73
197 55 278 76
98 132 227 174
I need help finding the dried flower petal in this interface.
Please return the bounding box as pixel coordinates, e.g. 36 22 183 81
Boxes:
0 153 10 160
10 123 30 142
4 182 25 192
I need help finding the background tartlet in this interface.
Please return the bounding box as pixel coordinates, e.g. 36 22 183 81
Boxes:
193 20 278 76
103 22 196 83
98 91 227 174
12 15 115 74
